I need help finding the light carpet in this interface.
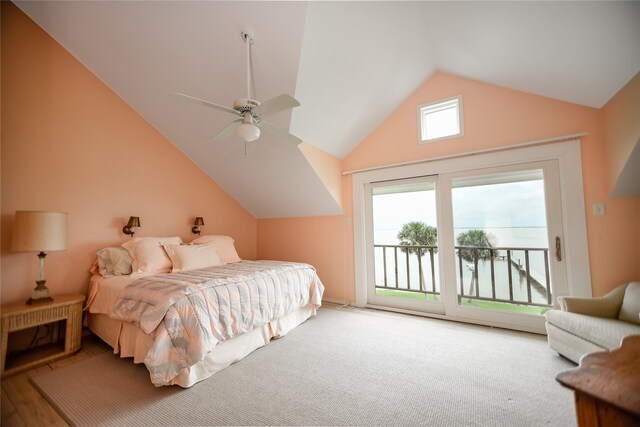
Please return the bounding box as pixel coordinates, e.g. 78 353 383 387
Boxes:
31 307 576 426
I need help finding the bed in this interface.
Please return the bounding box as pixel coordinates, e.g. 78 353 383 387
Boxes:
84 236 324 388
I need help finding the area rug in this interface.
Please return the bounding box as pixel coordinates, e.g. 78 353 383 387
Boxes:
31 307 576 426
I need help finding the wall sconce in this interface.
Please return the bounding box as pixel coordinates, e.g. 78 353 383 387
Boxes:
123 216 140 236
192 217 204 235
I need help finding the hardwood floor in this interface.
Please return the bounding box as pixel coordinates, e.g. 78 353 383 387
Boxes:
1 334 111 427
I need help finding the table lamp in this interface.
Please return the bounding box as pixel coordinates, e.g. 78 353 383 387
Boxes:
11 211 67 305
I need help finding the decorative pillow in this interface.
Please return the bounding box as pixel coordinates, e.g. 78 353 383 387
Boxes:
122 236 182 274
96 247 133 277
162 243 224 272
618 282 640 325
190 235 241 263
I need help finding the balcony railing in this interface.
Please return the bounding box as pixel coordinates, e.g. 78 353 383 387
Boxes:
374 244 553 308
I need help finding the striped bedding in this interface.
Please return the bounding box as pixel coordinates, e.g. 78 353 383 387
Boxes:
111 260 324 386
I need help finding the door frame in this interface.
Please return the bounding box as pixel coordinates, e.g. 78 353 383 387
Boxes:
352 140 591 332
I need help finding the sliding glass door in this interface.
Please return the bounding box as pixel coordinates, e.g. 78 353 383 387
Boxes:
362 160 568 332
440 162 567 331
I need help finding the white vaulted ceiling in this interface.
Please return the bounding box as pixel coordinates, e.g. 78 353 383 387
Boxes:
16 1 640 217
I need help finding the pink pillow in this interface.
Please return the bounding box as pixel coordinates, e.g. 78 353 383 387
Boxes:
162 243 224 272
190 235 241 263
122 236 182 274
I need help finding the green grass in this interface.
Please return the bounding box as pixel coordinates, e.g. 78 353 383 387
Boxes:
375 289 550 315
376 289 440 301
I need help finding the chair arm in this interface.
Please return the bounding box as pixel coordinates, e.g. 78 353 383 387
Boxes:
557 284 627 318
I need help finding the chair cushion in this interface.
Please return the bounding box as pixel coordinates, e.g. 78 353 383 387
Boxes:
618 282 640 325
545 309 640 350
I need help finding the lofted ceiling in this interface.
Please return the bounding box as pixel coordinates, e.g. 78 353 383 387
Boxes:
16 1 640 218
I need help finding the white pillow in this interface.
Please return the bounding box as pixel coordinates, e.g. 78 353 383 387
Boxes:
122 236 182 274
190 235 241 263
96 247 133 277
162 243 224 272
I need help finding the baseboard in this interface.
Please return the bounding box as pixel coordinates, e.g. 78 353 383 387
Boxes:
322 298 350 306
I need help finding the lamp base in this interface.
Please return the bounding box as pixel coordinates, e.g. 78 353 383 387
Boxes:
27 280 54 305
27 296 54 305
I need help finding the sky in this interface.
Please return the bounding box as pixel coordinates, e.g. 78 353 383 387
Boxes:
452 180 547 229
372 176 548 246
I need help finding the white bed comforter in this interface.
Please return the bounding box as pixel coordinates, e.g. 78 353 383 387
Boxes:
111 260 324 386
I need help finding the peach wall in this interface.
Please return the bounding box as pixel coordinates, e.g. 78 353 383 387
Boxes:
257 216 348 302
298 142 342 208
602 72 640 194
343 73 606 172
257 173 355 303
262 72 640 301
1 3 257 304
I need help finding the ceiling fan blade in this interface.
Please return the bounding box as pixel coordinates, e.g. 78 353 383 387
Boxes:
253 94 300 117
174 93 240 116
213 120 242 141
258 119 303 146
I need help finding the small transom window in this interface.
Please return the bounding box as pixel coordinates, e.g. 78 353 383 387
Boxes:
418 96 463 143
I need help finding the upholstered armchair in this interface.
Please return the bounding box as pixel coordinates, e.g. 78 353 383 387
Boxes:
545 282 640 363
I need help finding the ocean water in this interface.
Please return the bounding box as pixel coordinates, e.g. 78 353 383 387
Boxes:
373 227 551 305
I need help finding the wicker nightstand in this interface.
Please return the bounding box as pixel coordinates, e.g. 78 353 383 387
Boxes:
1 294 85 377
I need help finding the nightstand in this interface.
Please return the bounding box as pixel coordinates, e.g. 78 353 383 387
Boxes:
1 294 85 377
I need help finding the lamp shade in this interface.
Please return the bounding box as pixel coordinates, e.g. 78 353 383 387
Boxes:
11 211 67 252
194 217 204 226
126 216 140 228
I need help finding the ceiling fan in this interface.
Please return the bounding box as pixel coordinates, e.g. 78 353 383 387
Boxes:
175 29 302 146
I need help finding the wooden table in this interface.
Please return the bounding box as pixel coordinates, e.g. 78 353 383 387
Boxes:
1 294 85 377
556 335 640 427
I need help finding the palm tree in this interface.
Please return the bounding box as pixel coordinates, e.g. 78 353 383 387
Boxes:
456 229 495 299
397 221 437 290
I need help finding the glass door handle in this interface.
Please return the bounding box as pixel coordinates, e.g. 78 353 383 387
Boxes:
555 236 562 261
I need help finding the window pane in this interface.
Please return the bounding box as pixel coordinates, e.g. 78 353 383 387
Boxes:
419 97 462 142
451 169 551 315
372 180 440 301
424 106 459 140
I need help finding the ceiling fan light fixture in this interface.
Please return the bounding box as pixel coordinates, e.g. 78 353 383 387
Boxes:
174 28 302 148
236 123 261 142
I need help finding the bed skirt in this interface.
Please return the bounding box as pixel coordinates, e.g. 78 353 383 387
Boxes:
86 305 316 387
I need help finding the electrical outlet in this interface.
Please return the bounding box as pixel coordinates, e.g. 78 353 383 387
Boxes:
592 203 605 216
